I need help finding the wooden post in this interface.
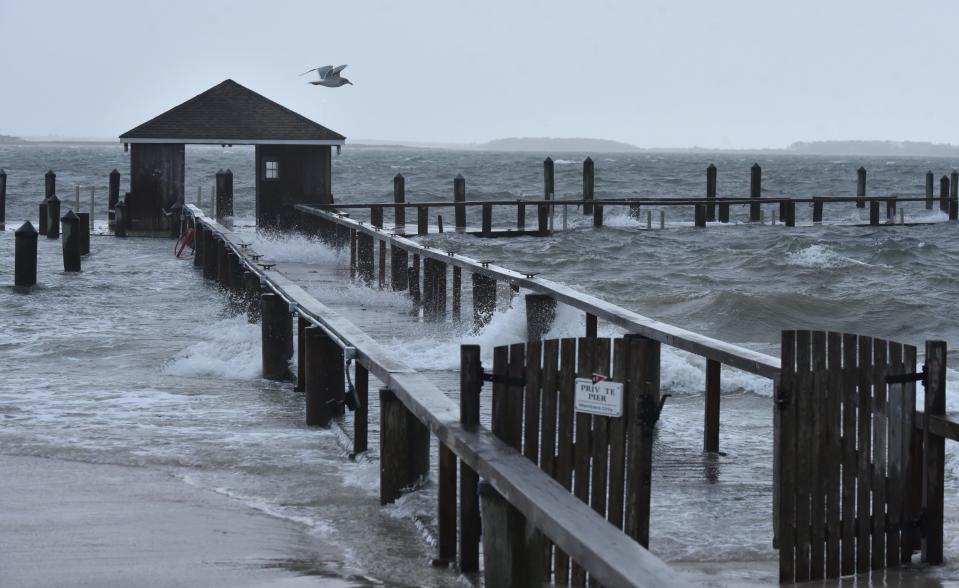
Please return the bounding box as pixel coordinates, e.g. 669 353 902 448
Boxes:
201 228 216 279
585 312 597 338
940 175 950 213
525 294 556 340
44 169 56 199
371 206 383 228
629 200 641 220
353 363 369 456
482 203 492 235
583 157 594 214
75 184 80 213
593 203 604 227
625 335 660 548
459 345 482 573
750 163 762 222
926 171 934 210
417 206 428 235
704 359 720 452
0 168 6 230
437 442 457 565
784 200 796 227
357 232 374 285
887 197 897 220
813 198 824 224
472 273 496 328
108 169 120 224
390 245 409 291
694 203 706 227
378 240 386 288
305 326 344 427
480 481 543 587
718 200 729 223
516 201 526 229
537 203 549 235
952 170 958 202
14 221 38 287
38 197 48 236
46 195 61 239
394 174 406 229
295 317 307 392
454 175 466 230
923 340 946 564
215 169 234 220
243 271 261 324
261 292 293 381
706 163 717 222
544 156 554 200
410 254 421 303
422 258 447 321
437 215 444 233
114 201 127 237
379 388 430 504
869 201 880 226
950 196 959 221
60 211 80 271
349 229 357 279
857 167 867 208
452 266 462 322
77 212 90 256
216 238 228 287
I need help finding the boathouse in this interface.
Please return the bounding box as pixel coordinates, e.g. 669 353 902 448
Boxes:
119 79 346 230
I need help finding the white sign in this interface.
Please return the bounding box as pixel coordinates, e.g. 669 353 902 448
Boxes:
574 377 624 417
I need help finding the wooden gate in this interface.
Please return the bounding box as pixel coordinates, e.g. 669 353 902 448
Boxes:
489 336 662 587
776 331 919 583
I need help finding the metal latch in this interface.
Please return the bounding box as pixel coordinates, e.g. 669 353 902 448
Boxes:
886 364 927 386
481 370 526 387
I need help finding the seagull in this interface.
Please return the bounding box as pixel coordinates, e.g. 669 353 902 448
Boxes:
299 65 352 87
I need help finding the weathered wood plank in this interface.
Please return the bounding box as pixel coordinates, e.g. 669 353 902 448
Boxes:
554 338 577 584
492 345 509 444
778 330 797 583
840 333 858 576
794 330 812 582
607 339 628 531
354 362 369 455
525 341 543 463
508 343 526 452
588 339 612 587
810 331 827 580
572 337 595 586
540 339 561 582
923 340 946 564
624 336 659 549
902 344 920 563
438 443 457 564
871 337 888 570
856 335 873 573
704 358 721 452
825 332 842 578
886 341 904 568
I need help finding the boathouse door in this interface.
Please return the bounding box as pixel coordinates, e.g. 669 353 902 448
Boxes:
775 331 919 583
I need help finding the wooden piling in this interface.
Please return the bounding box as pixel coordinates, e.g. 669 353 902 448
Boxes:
371 206 383 229
705 163 717 222
813 198 824 224
394 174 406 229
544 156 554 200
305 326 344 427
718 200 729 223
480 481 542 587
870 201 880 226
750 163 761 222
438 443 457 565
108 169 120 224
378 240 386 288
923 340 946 564
349 229 357 279
201 228 216 279
472 273 497 328
46 195 61 239
357 232 374 285
114 201 127 237
45 169 56 198
537 203 549 235
694 203 706 227
38 197 48 236
482 203 492 235
295 317 307 392
390 245 409 291
354 363 369 455
940 175 950 213
525 294 557 340
784 200 796 227
193 225 204 267
0 169 6 230
926 171 934 209
459 345 482 573
379 388 430 504
452 266 462 321
410 254 421 303
417 206 428 235
14 221 38 287
857 167 867 208
422 258 447 321
77 212 90 256
215 169 234 220
216 238 229 287
517 201 526 229
704 359 720 452
243 271 261 324
887 197 897 221
624 335 660 548
950 197 959 221
61 211 81 272
454 175 466 230
593 203 604 228
583 157 594 214
261 292 293 381
437 215 444 233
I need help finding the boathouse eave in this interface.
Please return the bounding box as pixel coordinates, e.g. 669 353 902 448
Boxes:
120 138 345 146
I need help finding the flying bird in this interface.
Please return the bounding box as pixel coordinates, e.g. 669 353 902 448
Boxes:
299 65 352 87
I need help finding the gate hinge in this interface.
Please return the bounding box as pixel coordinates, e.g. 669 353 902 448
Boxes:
481 370 526 387
886 364 927 386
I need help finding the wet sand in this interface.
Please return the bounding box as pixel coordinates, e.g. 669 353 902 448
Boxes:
0 455 375 588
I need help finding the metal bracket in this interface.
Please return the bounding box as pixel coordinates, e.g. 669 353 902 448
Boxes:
886 364 927 386
481 370 526 387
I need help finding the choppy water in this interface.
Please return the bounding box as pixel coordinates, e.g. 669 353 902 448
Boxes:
2 144 959 584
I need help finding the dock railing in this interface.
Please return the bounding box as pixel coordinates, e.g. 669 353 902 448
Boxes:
182 204 685 588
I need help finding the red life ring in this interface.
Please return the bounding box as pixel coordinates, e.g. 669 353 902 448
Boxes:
175 228 196 258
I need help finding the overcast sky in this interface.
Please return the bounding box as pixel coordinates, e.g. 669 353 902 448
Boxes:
1 0 956 148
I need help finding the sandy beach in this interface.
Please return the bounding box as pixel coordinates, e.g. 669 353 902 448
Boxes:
0 455 375 588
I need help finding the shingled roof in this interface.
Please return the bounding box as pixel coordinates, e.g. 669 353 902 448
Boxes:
119 79 345 145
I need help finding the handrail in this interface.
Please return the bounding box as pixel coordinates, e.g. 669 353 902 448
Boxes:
183 204 685 588
296 204 782 380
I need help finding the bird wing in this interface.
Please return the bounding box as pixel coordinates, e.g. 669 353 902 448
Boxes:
301 65 334 78
298 68 318 77
328 64 348 78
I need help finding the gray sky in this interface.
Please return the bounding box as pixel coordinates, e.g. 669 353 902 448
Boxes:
1 0 956 148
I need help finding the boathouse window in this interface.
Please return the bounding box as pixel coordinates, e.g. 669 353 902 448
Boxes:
265 160 279 179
